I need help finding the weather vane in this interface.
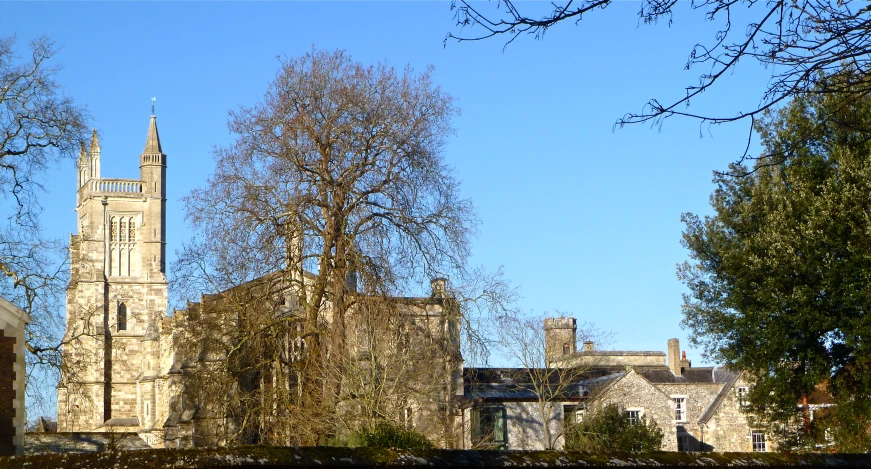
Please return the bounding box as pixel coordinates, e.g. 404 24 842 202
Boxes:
151 97 156 115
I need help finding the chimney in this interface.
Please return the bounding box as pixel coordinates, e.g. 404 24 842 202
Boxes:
668 338 681 376
583 341 594 351
680 350 691 372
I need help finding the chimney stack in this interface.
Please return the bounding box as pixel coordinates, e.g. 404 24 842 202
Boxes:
668 338 681 376
680 350 691 373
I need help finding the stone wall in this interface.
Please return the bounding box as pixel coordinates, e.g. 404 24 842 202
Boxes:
0 297 29 456
24 432 150 455
700 377 759 452
593 370 677 451
505 402 562 450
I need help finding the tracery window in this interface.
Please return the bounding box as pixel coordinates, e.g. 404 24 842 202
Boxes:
108 214 139 276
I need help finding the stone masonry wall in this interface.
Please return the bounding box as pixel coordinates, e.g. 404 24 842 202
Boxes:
0 331 16 456
595 370 677 451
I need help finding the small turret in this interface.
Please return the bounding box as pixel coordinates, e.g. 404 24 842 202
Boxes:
544 317 577 362
139 113 167 274
77 141 88 188
88 129 101 180
139 114 166 197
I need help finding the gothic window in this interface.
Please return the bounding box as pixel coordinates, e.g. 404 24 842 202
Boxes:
108 215 140 277
117 303 127 331
562 342 570 355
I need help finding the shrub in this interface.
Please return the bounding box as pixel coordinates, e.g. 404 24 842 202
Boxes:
565 403 663 453
358 422 434 450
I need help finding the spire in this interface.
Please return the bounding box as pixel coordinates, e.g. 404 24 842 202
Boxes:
77 141 87 166
143 115 163 154
89 129 100 154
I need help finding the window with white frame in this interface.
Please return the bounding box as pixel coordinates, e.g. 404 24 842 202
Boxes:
737 386 749 407
673 396 687 422
625 409 642 425
404 407 414 429
751 431 767 452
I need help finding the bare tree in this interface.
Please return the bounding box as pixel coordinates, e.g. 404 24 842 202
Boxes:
449 0 871 162
174 48 507 445
493 313 611 450
0 35 87 417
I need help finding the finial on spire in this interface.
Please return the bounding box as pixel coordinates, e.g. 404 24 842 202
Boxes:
151 97 156 116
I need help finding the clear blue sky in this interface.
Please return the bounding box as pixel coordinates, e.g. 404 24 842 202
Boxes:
7 2 774 367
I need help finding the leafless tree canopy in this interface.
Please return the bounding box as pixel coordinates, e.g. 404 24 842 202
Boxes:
449 0 871 161
175 49 503 444
0 35 87 416
493 313 610 450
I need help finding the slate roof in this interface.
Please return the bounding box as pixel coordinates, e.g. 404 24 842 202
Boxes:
462 367 625 403
698 369 741 424
638 367 733 384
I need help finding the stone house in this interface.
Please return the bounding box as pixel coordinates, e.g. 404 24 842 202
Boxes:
461 317 768 453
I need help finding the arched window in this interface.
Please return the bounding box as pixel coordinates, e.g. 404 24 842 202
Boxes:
562 342 570 355
117 303 127 331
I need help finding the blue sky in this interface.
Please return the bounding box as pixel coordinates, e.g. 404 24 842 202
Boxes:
6 2 774 367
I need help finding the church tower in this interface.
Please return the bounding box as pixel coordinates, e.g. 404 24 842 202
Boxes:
58 114 168 436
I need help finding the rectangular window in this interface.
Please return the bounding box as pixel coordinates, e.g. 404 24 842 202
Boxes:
471 406 507 449
404 407 414 430
751 431 766 452
677 434 691 452
737 386 749 407
563 404 585 427
673 397 687 422
625 409 641 425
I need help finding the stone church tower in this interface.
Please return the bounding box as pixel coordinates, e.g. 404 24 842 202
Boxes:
58 114 169 440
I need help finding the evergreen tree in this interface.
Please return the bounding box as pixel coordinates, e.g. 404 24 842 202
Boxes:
680 69 871 450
